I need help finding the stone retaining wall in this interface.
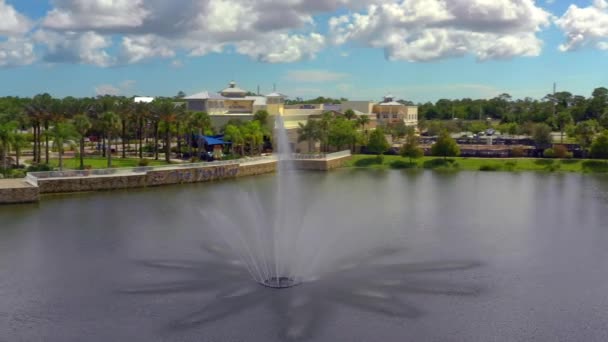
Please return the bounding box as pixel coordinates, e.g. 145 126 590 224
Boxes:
0 182 39 204
1 155 344 203
291 155 352 171
37 174 147 194
35 161 277 195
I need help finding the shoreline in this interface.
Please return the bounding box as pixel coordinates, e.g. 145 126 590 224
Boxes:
343 155 608 173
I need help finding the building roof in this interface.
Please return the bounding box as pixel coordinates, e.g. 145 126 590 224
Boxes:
134 96 154 103
245 96 266 106
183 91 227 100
379 101 403 106
220 81 247 96
265 92 288 98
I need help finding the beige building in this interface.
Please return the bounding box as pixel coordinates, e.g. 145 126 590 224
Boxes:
373 95 418 127
183 82 417 153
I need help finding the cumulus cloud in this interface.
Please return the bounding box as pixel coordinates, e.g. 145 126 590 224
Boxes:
0 0 32 36
33 30 114 67
43 0 149 31
34 0 347 65
555 0 608 51
329 0 551 62
0 38 36 67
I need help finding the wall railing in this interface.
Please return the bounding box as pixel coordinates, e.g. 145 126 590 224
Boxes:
27 157 275 180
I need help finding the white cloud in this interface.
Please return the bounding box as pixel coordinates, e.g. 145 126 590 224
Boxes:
0 38 36 67
120 35 175 64
95 80 137 96
43 0 149 31
236 33 325 63
555 0 608 51
0 0 32 36
34 30 114 67
285 69 350 82
34 0 358 65
329 0 551 62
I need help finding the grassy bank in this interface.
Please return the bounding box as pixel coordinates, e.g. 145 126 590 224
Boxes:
344 155 608 173
27 157 170 170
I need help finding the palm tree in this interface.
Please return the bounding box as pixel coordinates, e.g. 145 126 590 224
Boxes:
319 112 334 152
243 121 264 156
189 111 211 160
224 124 245 156
152 99 182 163
52 122 76 170
344 109 356 121
117 98 133 159
73 114 92 169
101 111 122 168
0 121 17 174
357 115 370 131
46 99 66 164
12 133 28 168
133 102 150 159
297 120 320 153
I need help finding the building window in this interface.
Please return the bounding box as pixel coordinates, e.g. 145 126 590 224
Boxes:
392 114 398 119
383 114 388 119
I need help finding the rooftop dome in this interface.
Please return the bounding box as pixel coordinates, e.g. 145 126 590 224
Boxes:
221 81 247 97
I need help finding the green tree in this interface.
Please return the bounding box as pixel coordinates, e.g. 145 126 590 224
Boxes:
297 120 320 153
328 117 357 151
343 109 356 121
555 111 573 143
590 130 608 159
431 131 460 159
152 99 182 163
116 98 133 159
401 130 424 163
253 110 270 127
356 115 370 131
571 120 599 151
189 111 211 160
0 121 16 173
367 128 390 155
52 122 77 170
532 123 553 148
101 111 122 168
242 121 264 156
224 124 245 156
73 114 92 169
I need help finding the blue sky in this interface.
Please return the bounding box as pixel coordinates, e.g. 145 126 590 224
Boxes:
1 0 607 103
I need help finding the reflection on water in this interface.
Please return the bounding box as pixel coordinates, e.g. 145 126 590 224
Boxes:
122 245 482 340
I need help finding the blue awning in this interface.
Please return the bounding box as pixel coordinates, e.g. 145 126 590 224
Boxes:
193 134 232 146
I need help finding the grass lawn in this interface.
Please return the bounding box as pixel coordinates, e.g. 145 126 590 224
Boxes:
345 154 608 173
28 157 170 170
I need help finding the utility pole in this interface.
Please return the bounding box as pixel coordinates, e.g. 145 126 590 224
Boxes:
552 82 557 117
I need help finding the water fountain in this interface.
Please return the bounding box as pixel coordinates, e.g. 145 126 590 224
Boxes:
200 115 394 289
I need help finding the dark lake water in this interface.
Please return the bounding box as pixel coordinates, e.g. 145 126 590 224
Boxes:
2 170 608 341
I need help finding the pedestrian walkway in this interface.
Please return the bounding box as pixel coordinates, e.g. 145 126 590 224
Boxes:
0 179 34 189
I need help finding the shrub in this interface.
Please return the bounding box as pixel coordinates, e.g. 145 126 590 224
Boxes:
544 148 556 158
479 164 500 171
582 160 608 173
375 154 384 165
138 159 150 167
511 146 525 157
26 164 52 172
9 169 26 178
504 161 518 171
354 157 381 167
390 160 417 169
423 158 456 169
553 145 569 159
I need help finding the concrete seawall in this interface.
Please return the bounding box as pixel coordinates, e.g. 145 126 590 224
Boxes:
0 152 350 205
0 179 39 204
